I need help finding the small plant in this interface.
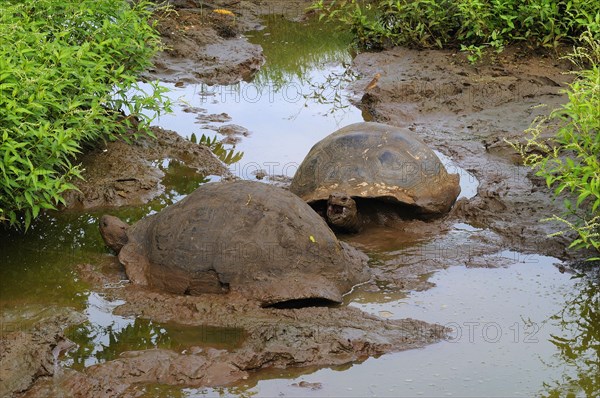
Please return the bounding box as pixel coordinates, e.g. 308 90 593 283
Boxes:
0 0 172 229
460 44 485 63
190 133 244 165
512 31 599 258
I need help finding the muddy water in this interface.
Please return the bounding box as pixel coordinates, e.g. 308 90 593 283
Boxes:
64 293 245 370
1 15 597 398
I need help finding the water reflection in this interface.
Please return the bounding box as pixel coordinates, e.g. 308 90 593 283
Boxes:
3 11 596 398
156 159 216 207
149 16 363 179
227 257 586 397
542 268 599 397
247 15 353 87
66 308 245 370
0 157 214 312
0 212 101 311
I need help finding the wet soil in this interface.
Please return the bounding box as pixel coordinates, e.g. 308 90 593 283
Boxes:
146 5 264 86
17 262 445 397
64 127 227 209
65 0 318 210
350 46 580 260
0 308 85 397
145 0 315 85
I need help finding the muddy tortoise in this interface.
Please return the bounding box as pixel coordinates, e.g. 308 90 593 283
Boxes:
290 122 461 232
99 180 369 306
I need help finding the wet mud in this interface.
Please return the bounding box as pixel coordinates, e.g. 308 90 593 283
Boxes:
17 263 445 397
63 0 316 211
0 308 85 397
65 127 227 209
146 5 264 86
3 1 591 397
145 0 314 85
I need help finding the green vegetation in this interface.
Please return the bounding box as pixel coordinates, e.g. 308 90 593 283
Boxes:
514 32 599 259
190 133 244 165
311 0 600 57
0 0 171 229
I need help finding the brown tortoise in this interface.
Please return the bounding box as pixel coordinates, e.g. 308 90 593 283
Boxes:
99 180 369 306
290 122 461 232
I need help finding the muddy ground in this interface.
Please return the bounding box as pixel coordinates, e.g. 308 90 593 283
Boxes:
2 0 588 396
16 262 445 397
64 127 227 209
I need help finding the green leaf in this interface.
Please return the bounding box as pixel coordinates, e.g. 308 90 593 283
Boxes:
0 0 172 230
576 190 591 207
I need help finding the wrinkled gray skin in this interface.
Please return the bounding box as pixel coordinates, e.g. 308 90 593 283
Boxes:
326 193 360 233
99 215 129 252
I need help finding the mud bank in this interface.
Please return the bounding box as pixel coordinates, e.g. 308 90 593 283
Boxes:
350 46 578 260
65 127 227 209
18 263 445 397
6 5 589 398
146 4 264 86
0 308 85 397
146 0 315 85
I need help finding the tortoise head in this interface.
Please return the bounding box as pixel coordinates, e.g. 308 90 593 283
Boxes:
326 192 360 233
99 215 129 253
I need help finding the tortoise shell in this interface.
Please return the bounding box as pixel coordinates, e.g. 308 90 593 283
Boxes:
290 122 460 214
117 180 369 306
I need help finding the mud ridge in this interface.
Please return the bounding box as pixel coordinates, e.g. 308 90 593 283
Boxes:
65 127 228 209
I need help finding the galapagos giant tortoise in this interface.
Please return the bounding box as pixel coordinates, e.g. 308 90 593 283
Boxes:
99 180 369 306
290 122 461 232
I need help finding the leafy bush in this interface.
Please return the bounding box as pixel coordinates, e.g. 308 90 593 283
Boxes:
0 0 171 228
513 32 599 258
311 0 600 55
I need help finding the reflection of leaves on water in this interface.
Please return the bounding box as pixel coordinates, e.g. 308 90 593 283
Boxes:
0 212 104 309
65 318 172 370
65 318 247 371
247 15 353 88
541 270 599 398
158 159 212 200
304 66 359 116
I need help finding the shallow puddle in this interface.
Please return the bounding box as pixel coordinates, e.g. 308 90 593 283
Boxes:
0 14 597 398
143 16 361 180
64 292 245 370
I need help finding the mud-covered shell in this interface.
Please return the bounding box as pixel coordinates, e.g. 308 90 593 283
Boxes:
118 180 369 305
290 122 460 214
